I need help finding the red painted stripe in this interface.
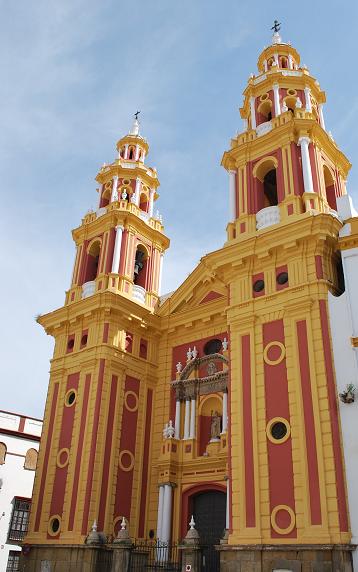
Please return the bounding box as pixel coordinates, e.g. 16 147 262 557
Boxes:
291 142 304 196
296 320 322 524
18 416 25 432
263 320 296 538
118 230 128 275
138 389 153 537
48 374 79 536
315 255 323 279
34 383 59 531
113 376 140 525
319 300 349 531
68 374 91 531
102 323 109 343
242 334 256 527
81 359 106 534
97 376 118 530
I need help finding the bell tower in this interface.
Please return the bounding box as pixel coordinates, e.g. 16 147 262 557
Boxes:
218 25 353 570
25 117 169 565
68 115 168 309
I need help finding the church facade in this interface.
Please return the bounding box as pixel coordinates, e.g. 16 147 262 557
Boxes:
24 30 358 571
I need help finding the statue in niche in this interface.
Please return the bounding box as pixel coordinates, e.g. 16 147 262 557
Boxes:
210 410 221 441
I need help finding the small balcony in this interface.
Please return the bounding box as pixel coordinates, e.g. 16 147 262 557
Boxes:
256 205 280 230
82 280 96 298
132 284 146 304
256 120 272 137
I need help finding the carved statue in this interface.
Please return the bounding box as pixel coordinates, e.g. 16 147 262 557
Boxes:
210 411 221 440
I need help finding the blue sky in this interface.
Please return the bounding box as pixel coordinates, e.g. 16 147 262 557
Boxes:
1 1 358 418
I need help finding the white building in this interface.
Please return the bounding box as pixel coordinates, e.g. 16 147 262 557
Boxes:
0 410 42 572
328 195 358 571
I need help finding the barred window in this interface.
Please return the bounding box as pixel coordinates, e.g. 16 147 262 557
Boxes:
6 550 20 571
8 498 31 542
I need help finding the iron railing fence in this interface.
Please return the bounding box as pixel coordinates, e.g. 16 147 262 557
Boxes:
129 540 182 572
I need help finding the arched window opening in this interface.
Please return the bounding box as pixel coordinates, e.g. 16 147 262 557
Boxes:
120 146 126 158
323 165 337 210
258 100 272 124
139 193 148 212
133 245 148 288
284 96 296 114
267 57 274 69
84 240 101 283
204 339 222 355
264 169 278 206
99 181 112 208
0 442 6 464
24 448 38 470
128 146 135 160
280 57 288 68
331 252 345 297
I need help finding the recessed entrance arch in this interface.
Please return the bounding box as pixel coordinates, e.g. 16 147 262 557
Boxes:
181 484 226 571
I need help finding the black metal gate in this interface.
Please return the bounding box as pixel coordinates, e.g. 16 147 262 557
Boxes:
129 540 182 571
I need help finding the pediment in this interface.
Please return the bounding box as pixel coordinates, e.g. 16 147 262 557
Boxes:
158 260 227 316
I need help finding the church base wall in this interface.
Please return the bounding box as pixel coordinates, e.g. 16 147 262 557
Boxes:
218 544 354 572
20 544 113 572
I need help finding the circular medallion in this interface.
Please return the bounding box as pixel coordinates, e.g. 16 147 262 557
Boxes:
271 505 296 535
119 450 135 472
124 391 138 412
56 448 70 468
263 341 286 365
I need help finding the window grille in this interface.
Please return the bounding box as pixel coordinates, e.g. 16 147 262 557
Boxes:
8 498 31 542
6 550 20 571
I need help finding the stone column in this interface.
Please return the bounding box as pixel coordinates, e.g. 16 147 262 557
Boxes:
111 225 124 274
273 83 281 116
304 87 312 113
288 54 294 69
263 59 268 72
111 176 119 202
229 170 236 222
124 144 129 159
249 96 256 129
158 254 164 295
298 136 314 194
135 145 140 161
134 177 141 206
318 104 326 130
274 53 279 66
156 485 164 540
175 400 181 439
189 397 196 439
184 399 190 440
161 484 173 543
149 188 155 217
221 391 228 434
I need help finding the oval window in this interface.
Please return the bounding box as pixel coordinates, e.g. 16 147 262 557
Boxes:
271 422 287 440
253 279 265 292
204 339 222 355
277 272 288 285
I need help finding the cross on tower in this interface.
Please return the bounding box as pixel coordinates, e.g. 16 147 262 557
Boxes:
271 20 281 33
134 110 141 121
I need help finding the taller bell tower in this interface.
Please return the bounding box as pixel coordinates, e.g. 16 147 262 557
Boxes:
218 25 353 570
25 118 169 564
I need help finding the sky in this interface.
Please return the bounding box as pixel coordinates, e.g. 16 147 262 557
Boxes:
1 1 358 419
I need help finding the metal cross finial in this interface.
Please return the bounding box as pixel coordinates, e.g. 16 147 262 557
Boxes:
271 20 281 33
134 110 141 121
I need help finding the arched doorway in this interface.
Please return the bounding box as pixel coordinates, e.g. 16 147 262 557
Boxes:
192 490 226 571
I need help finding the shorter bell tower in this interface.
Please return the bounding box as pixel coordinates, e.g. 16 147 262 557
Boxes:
67 116 169 309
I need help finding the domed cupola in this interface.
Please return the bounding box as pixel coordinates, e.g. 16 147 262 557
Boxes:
116 112 149 163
